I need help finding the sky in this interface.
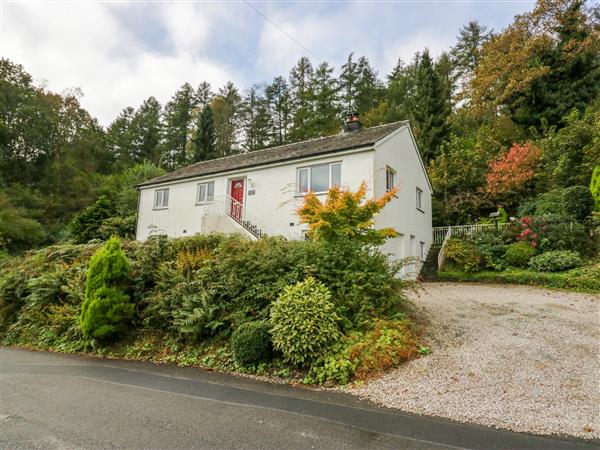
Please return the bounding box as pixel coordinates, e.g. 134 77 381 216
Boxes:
1 0 535 126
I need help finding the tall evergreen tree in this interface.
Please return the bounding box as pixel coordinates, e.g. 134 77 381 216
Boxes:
288 57 315 142
309 62 340 136
240 85 272 152
162 83 196 169
106 107 135 165
191 104 216 162
265 76 291 146
355 56 384 114
195 81 213 107
411 50 451 163
129 97 162 165
450 21 492 100
339 53 359 113
213 81 242 157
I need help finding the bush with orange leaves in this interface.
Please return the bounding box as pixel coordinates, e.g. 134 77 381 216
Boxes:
297 181 399 246
485 143 541 198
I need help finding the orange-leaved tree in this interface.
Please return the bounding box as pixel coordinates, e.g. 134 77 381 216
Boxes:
297 182 398 246
485 142 541 198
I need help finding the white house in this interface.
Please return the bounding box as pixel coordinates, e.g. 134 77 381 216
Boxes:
136 117 433 277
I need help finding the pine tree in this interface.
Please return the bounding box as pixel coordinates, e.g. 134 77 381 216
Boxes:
195 81 213 107
450 21 492 100
213 81 242 157
265 76 291 146
190 104 216 162
309 62 339 136
411 50 451 163
162 83 196 169
129 97 162 165
355 56 383 114
339 53 359 113
106 107 135 166
240 85 272 152
288 57 314 142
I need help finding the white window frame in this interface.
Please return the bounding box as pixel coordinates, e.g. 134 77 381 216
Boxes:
386 166 396 193
420 241 425 260
416 187 423 212
296 162 342 194
196 181 215 204
154 188 169 209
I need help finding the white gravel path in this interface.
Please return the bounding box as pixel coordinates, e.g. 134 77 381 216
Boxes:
353 282 600 439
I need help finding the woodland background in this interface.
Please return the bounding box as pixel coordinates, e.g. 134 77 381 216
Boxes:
1 0 599 253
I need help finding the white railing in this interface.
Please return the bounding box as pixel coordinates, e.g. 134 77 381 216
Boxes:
437 227 452 270
433 223 511 245
200 194 269 238
434 222 511 270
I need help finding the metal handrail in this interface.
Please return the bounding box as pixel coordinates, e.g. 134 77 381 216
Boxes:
200 195 269 238
433 223 510 244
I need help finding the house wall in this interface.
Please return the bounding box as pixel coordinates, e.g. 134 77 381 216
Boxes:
136 149 375 241
372 126 433 277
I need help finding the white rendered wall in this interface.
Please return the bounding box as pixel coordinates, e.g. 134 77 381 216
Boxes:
372 126 433 277
136 149 375 241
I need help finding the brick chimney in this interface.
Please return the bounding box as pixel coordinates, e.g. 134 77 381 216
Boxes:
342 112 362 132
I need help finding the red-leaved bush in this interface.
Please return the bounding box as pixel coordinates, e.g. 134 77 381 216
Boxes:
485 143 541 196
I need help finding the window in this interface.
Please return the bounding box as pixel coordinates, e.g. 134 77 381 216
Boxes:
297 162 342 194
416 187 423 211
197 181 215 203
420 242 425 260
386 166 396 192
154 188 169 209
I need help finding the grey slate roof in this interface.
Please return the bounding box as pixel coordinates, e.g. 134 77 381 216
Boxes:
139 121 407 187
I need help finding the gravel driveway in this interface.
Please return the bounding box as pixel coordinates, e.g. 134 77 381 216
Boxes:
353 282 599 439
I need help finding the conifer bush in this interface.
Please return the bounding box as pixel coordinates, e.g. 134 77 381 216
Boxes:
80 236 132 341
270 277 341 366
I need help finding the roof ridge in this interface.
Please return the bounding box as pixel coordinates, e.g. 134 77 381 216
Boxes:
180 120 408 170
140 120 408 186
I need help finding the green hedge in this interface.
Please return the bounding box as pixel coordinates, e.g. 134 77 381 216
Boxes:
438 265 600 294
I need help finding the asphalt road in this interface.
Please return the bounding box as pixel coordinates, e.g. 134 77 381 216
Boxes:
0 347 597 450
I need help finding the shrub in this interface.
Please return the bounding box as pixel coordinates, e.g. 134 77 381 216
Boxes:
297 181 398 246
231 321 272 366
68 196 115 244
80 286 134 340
529 250 582 272
504 241 536 267
591 166 600 212
518 189 565 216
172 236 406 336
270 277 341 366
563 186 594 223
305 319 419 385
80 237 132 340
442 238 487 272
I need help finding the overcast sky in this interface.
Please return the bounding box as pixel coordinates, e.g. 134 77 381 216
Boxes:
2 1 535 126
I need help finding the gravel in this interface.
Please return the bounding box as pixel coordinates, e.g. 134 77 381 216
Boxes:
353 282 600 439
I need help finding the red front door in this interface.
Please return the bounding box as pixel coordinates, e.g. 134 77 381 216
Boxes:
230 178 244 221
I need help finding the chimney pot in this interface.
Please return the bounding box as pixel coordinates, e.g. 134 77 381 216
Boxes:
343 112 362 132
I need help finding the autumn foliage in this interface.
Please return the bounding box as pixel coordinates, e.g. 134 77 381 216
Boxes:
485 143 541 197
297 182 398 245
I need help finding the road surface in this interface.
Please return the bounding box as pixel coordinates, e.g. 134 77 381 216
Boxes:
0 347 596 449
